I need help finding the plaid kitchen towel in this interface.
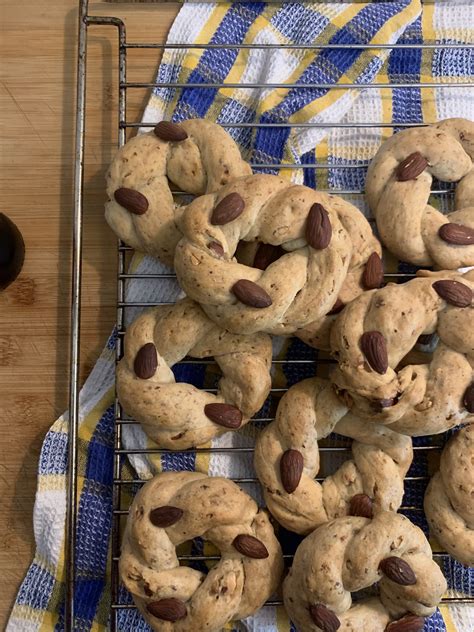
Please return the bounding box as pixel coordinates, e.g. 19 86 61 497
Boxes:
7 1 474 631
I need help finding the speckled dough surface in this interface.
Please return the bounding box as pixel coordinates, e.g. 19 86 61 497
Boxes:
105 119 251 265
424 424 474 567
330 269 474 435
116 298 272 449
174 173 361 335
120 472 283 632
366 118 474 268
254 377 413 534
283 512 446 632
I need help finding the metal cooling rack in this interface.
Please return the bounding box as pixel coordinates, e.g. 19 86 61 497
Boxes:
68 1 474 630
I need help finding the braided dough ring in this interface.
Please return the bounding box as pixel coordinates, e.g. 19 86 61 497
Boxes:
366 118 474 268
424 424 474 567
105 119 251 265
255 378 413 535
120 472 283 631
296 201 382 350
330 269 474 436
175 173 355 335
283 512 447 632
117 298 272 449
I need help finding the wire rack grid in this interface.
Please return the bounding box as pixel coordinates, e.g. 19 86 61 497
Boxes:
68 1 474 631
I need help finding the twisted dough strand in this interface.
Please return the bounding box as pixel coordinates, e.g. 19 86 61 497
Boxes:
254 378 412 534
424 424 474 567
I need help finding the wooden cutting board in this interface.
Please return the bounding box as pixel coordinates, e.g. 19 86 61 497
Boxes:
0 1 179 624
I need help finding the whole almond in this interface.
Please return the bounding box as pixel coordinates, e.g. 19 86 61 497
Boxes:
306 203 332 249
204 403 242 428
362 252 384 289
232 534 269 559
232 279 272 308
463 382 474 413
114 187 149 215
395 152 428 181
134 343 158 379
280 449 304 494
360 331 388 375
379 556 417 585
208 241 224 257
309 604 341 632
253 243 284 270
385 614 425 632
153 121 188 142
211 193 245 225
149 506 184 528
438 222 474 245
432 280 472 307
349 493 373 518
326 297 345 316
146 598 187 622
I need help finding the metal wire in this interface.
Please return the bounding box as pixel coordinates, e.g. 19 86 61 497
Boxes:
69 1 474 630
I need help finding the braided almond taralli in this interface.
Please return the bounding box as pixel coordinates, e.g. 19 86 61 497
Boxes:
424 424 474 567
296 202 382 350
330 269 474 435
366 118 474 269
121 472 283 632
254 378 412 535
174 173 363 335
116 298 272 449
105 119 251 265
283 512 447 632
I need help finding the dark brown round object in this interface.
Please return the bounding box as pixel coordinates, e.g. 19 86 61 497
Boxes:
232 534 269 559
349 493 373 518
208 241 224 257
253 243 284 270
438 222 474 245
360 331 389 375
379 556 417 585
385 614 425 632
146 598 187 622
463 382 474 413
326 297 345 316
395 152 428 182
362 252 384 289
309 603 341 632
0 213 25 290
432 280 472 307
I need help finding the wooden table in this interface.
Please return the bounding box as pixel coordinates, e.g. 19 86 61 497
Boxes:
0 1 179 625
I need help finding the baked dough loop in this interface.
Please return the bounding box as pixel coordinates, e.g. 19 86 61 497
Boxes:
174 173 381 335
330 269 474 436
254 377 412 535
424 424 474 567
116 298 272 449
366 118 474 269
283 512 446 632
105 119 251 265
120 472 283 632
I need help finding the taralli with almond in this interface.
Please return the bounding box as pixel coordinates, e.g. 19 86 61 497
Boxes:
330 269 474 435
254 377 413 535
283 512 446 632
105 119 251 265
120 472 283 632
424 424 474 567
116 298 272 449
174 173 374 335
366 118 474 268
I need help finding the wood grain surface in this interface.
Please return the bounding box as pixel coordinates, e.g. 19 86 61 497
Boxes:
0 1 179 625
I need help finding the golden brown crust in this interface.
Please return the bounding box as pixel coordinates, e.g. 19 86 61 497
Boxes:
105 119 251 265
120 472 283 632
366 118 474 268
254 378 413 534
174 174 378 335
116 298 272 449
283 513 446 632
329 270 474 435
424 424 474 566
